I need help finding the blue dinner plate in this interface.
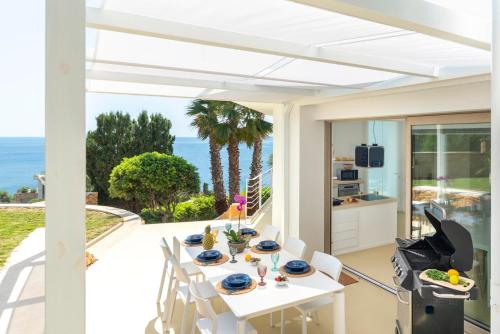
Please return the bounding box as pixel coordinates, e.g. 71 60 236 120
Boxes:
196 250 222 262
257 240 279 251
285 260 310 273
185 234 203 244
222 274 251 290
240 228 257 236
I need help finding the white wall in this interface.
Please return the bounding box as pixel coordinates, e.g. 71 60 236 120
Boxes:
314 80 490 120
287 105 326 259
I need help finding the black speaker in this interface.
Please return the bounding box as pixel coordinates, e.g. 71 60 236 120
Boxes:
355 144 369 167
369 145 384 167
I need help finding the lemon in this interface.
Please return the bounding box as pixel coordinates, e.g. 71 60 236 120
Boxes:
449 275 459 285
245 254 252 262
448 269 459 277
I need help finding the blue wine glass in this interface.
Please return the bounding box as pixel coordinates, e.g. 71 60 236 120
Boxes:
271 252 280 271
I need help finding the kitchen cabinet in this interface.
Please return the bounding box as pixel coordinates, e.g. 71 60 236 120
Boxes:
332 197 397 255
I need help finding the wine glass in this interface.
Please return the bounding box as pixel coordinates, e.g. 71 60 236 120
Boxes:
229 247 238 263
271 252 280 271
225 223 232 232
211 229 219 243
257 264 267 286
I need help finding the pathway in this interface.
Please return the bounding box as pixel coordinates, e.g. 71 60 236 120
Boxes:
0 204 142 334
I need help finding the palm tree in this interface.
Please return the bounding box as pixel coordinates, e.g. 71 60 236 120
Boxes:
214 102 245 202
186 100 228 215
242 109 273 214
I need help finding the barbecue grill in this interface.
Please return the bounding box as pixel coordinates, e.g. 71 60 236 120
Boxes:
392 205 478 334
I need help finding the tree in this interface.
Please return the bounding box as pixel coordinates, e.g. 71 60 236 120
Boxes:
242 110 273 184
86 111 175 202
132 111 175 154
241 109 272 214
214 102 246 202
186 100 229 215
109 152 199 223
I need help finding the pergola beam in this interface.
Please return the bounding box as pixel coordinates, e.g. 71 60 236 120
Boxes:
89 58 360 89
290 0 491 50
86 7 438 78
86 70 320 96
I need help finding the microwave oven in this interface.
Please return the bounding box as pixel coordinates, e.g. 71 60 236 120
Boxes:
336 169 358 181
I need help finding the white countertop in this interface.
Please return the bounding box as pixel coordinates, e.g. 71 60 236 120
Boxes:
333 195 397 210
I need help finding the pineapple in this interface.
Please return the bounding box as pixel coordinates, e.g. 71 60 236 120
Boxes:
202 225 215 250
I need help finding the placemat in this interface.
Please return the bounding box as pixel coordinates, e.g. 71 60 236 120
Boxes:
279 265 316 278
216 279 257 295
251 245 281 254
339 272 358 286
193 254 229 266
243 231 260 239
181 241 202 247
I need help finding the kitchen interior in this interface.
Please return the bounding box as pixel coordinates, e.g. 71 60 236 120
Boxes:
330 115 492 333
330 118 405 288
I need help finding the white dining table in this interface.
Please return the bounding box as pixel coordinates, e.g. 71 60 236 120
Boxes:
176 225 346 334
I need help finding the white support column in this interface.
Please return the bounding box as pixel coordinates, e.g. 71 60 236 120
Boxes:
45 0 86 333
491 0 500 331
287 105 326 259
272 104 291 242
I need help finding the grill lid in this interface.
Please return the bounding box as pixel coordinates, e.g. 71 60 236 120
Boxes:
424 208 473 272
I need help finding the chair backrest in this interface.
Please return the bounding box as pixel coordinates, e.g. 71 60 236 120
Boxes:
173 236 181 261
170 254 190 284
262 225 280 241
160 237 173 261
283 237 306 259
189 281 218 332
310 251 343 281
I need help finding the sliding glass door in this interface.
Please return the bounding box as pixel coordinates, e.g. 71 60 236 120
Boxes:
409 114 491 329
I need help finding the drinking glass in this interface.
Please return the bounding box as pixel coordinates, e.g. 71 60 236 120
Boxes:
211 229 219 243
271 252 280 271
257 264 267 286
225 223 232 232
229 247 238 263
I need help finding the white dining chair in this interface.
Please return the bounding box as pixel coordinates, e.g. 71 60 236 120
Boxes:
189 281 257 334
270 236 307 332
158 238 203 332
283 237 307 259
291 251 343 334
168 255 219 334
261 224 280 241
173 235 203 279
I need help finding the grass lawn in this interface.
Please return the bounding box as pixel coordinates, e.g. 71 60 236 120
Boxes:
413 177 490 192
0 208 122 268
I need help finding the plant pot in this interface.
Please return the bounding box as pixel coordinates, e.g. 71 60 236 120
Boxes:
228 241 247 253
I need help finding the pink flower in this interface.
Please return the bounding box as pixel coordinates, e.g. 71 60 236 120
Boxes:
234 194 246 211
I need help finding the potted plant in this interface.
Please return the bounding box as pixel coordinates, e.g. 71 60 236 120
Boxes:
224 228 248 253
223 195 248 253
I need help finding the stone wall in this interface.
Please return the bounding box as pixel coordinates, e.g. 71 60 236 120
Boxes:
86 192 98 205
13 192 38 203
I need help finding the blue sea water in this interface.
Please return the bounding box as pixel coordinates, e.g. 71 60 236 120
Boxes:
0 137 273 195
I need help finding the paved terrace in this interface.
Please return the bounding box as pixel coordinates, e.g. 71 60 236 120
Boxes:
0 206 397 333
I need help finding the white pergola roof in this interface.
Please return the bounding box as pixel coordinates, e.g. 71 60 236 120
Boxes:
85 0 492 103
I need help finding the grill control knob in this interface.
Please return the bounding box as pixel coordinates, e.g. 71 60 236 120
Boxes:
391 256 396 263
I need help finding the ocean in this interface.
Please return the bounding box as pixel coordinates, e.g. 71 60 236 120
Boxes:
0 137 273 195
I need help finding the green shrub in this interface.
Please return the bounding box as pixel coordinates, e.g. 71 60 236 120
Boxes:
140 195 217 224
109 152 199 223
139 207 164 224
17 187 35 194
174 195 217 222
0 191 11 203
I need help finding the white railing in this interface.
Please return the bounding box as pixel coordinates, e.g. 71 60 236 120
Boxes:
245 168 272 219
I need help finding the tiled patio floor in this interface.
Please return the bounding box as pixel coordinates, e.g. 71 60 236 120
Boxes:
86 221 397 334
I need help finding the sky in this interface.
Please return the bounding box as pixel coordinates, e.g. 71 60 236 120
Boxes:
0 0 197 138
